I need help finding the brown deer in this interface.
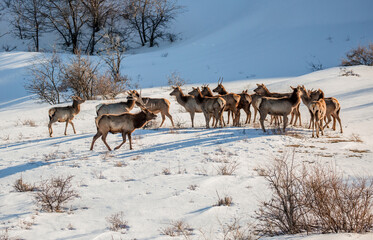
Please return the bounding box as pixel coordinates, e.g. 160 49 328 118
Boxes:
188 87 226 128
250 93 262 123
90 104 157 151
131 90 174 128
310 90 343 133
254 83 301 126
309 89 327 138
212 78 241 126
48 96 85 137
169 86 202 128
257 86 302 132
96 91 144 116
200 84 225 126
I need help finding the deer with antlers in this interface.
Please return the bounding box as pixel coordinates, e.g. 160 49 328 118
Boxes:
48 96 85 137
188 87 226 128
211 78 241 126
131 90 174 128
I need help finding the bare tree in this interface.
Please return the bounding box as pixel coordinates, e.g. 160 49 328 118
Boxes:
122 0 182 47
25 50 65 104
82 0 117 55
44 0 88 53
8 0 48 51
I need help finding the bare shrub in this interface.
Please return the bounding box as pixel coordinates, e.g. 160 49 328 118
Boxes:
162 167 172 175
215 191 233 207
188 184 198 191
308 60 323 71
216 161 239 175
341 43 373 66
34 175 79 212
61 50 99 100
14 176 36 192
25 50 65 104
219 218 257 240
160 220 193 238
167 71 186 87
303 165 373 233
339 67 360 77
106 211 129 231
254 152 306 236
255 152 373 236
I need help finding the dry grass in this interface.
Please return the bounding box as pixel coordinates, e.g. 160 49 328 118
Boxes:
160 220 193 238
16 119 37 127
349 149 369 153
215 191 233 207
188 184 198 191
219 218 257 240
106 211 129 231
13 176 36 192
162 167 172 175
216 161 239 175
114 161 127 167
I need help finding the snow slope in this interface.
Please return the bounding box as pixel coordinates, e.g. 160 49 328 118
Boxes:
0 66 373 239
1 0 373 102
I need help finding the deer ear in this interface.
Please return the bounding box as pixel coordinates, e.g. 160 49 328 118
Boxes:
290 86 295 90
256 83 260 87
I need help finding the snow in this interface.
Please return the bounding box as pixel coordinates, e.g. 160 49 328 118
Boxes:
0 0 373 239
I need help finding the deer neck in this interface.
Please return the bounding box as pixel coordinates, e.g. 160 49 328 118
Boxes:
72 100 81 115
219 87 228 95
126 98 136 110
134 111 148 129
289 91 301 106
174 90 189 106
205 88 214 97
301 91 312 106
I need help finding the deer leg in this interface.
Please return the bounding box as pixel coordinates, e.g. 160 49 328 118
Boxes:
64 121 69 135
90 131 102 150
297 108 302 126
159 113 166 128
259 112 267 132
226 110 231 125
101 132 112 151
48 121 54 137
203 112 210 129
289 110 295 125
165 112 175 128
332 115 337 131
308 110 313 129
335 114 343 133
69 120 76 134
190 111 195 128
323 115 332 129
283 115 288 132
115 132 127 150
253 107 258 123
245 108 251 124
320 119 324 136
128 133 133 150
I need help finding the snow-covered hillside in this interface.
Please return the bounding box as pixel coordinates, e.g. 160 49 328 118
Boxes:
1 66 373 239
1 0 373 239
1 0 373 102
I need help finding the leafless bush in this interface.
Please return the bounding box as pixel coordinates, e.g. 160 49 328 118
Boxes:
19 119 37 127
219 218 257 240
160 220 193 238
341 43 373 66
13 176 36 192
162 167 172 175
34 175 79 212
61 50 99 100
106 211 129 231
303 165 373 233
339 67 360 77
188 184 198 191
215 191 233 207
25 50 65 104
254 153 307 236
167 71 186 87
308 60 323 71
216 161 239 175
94 73 129 99
255 152 373 236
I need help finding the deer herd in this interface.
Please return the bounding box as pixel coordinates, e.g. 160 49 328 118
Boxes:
47 78 343 150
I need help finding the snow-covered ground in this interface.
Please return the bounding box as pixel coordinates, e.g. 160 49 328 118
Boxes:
0 0 373 239
0 66 373 239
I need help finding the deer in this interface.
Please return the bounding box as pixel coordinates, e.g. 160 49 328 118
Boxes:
95 91 143 117
131 90 174 128
90 103 157 151
308 89 327 138
200 84 225 126
188 87 226 128
48 96 85 137
236 90 252 125
257 86 302 133
169 86 202 128
310 89 342 133
212 78 241 126
254 83 301 126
